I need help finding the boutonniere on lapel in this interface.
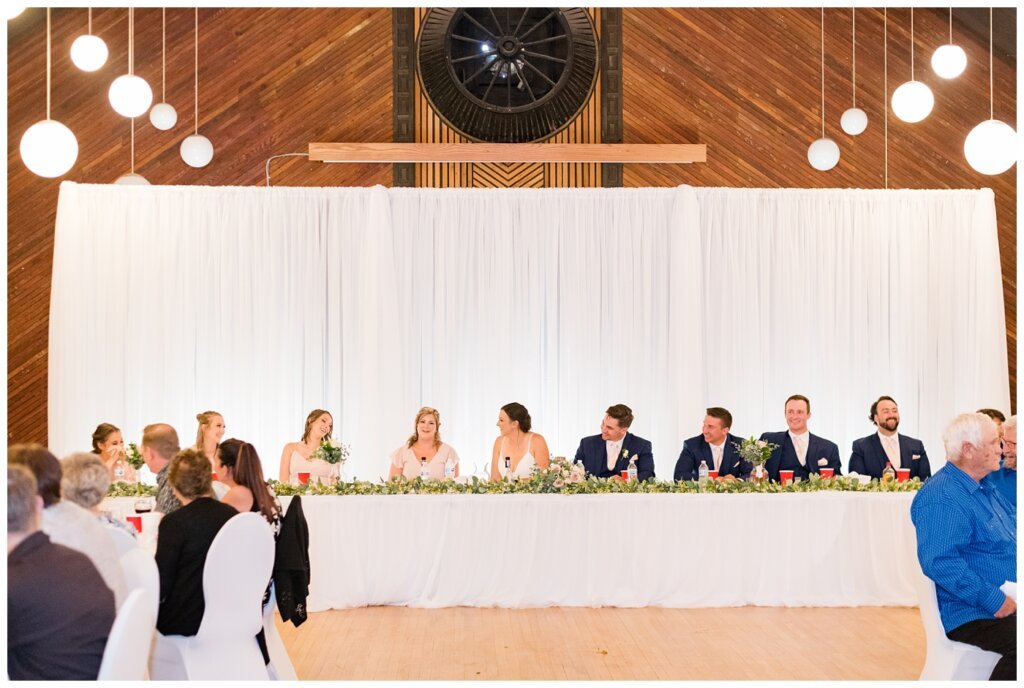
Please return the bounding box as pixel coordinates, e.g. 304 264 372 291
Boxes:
622 449 630 461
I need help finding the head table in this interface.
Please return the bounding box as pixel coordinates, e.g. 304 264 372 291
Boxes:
104 491 919 611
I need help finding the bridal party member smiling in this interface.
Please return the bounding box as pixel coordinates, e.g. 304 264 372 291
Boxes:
388 407 461 480
573 404 655 481
490 402 550 481
278 409 336 485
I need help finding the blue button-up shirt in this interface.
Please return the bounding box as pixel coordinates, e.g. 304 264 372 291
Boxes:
983 463 1017 508
911 462 1017 633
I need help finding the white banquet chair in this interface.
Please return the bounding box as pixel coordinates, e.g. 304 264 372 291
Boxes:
97 588 156 680
915 571 1001 680
150 512 275 680
105 524 139 556
263 582 298 680
120 547 160 622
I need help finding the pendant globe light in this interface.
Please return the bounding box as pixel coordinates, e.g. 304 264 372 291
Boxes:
840 8 867 136
149 8 177 130
115 118 150 185
807 8 839 171
964 9 1017 175
180 8 214 167
108 7 153 118
891 9 933 123
6 6 25 21
19 8 79 178
931 8 967 79
70 8 108 72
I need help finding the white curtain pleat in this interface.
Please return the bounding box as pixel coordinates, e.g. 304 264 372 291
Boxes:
48 183 1008 481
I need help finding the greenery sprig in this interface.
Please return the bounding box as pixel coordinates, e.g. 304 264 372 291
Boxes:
106 481 157 497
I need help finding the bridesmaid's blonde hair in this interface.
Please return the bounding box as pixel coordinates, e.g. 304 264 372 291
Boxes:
194 410 222 449
406 407 442 449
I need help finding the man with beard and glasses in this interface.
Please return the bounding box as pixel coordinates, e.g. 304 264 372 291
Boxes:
849 396 931 480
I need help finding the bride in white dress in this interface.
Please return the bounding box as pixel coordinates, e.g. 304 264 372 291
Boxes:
278 409 336 485
490 402 550 481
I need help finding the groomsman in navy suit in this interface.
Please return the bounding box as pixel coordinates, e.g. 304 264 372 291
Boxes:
849 396 932 480
761 394 841 482
573 404 655 481
673 407 752 481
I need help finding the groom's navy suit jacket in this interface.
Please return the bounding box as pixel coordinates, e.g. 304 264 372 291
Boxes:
760 431 841 482
849 433 931 480
673 433 751 481
574 432 655 481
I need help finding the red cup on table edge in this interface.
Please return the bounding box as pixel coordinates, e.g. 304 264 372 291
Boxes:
819 468 834 479
298 472 311 485
896 468 911 483
707 470 719 480
620 470 629 480
779 470 794 486
126 516 143 533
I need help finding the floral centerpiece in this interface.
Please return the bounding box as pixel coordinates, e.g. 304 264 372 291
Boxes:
125 442 145 470
732 436 778 481
310 437 349 465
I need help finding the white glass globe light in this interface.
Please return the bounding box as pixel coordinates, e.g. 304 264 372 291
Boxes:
108 74 153 117
115 172 150 185
807 137 840 171
891 80 934 123
931 44 967 79
6 5 25 20
19 119 78 178
149 102 178 130
70 34 108 72
964 119 1017 175
180 134 214 168
840 107 868 136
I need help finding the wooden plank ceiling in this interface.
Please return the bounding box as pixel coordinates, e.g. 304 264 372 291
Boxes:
6 7 1016 445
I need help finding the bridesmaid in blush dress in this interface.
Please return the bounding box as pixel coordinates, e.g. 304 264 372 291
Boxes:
490 402 550 481
278 409 336 485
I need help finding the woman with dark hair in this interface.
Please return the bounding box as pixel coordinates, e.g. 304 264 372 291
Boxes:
91 422 136 483
490 402 550 481
215 439 282 533
278 409 336 485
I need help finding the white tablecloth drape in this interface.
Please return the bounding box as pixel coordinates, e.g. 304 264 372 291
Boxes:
286 492 919 611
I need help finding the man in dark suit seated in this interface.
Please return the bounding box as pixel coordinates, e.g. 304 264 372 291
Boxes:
849 396 931 480
573 404 655 481
673 407 751 481
761 394 841 482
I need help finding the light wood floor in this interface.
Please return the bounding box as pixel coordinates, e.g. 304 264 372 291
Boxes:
276 605 925 680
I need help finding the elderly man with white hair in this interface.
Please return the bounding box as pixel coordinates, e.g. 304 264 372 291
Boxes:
911 412 1016 681
984 415 1017 507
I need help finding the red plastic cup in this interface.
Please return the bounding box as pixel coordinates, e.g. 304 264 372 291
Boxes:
126 516 142 533
819 468 834 479
298 472 311 485
896 468 910 483
707 470 719 480
620 470 629 480
780 470 794 486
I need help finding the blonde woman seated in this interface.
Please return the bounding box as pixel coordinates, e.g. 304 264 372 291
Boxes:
278 409 337 485
91 423 137 483
388 407 460 480
490 402 550 481
193 410 226 465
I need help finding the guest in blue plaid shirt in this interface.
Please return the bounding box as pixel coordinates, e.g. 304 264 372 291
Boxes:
911 412 1016 681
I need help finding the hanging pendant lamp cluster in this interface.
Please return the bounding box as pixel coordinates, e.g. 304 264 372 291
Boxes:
808 7 1016 177
15 7 215 180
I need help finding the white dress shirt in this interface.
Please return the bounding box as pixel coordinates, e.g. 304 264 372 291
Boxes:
788 431 809 466
709 441 725 472
606 438 623 471
879 431 901 469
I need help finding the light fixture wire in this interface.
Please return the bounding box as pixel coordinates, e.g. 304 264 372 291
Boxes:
820 7 825 138
128 7 134 76
162 8 166 101
131 118 136 174
194 7 199 135
884 8 888 189
988 8 993 120
851 8 856 106
88 7 92 35
910 8 914 79
948 7 953 45
46 8 51 120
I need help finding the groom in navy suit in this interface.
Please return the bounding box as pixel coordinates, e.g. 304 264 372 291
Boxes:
574 404 655 481
849 396 931 480
674 407 752 481
761 394 841 482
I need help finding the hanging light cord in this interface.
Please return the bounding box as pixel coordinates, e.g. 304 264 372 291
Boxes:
948 7 953 45
820 7 825 138
162 8 166 101
909 8 914 80
988 8 993 120
851 8 856 106
194 7 199 135
46 8 51 120
88 7 92 35
128 7 134 76
131 118 136 174
265 153 309 187
883 8 888 189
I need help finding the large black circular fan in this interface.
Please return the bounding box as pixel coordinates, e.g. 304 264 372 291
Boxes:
417 8 599 142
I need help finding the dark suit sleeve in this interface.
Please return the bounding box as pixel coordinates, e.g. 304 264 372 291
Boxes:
761 432 781 482
674 442 695 481
637 438 655 481
915 441 932 480
573 439 586 468
827 442 842 475
849 438 866 476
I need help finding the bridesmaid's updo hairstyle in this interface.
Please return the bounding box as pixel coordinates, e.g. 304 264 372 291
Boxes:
501 402 532 433
194 410 222 448
91 423 121 453
302 409 332 442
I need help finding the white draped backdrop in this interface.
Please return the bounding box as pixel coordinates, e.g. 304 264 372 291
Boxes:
49 183 1009 481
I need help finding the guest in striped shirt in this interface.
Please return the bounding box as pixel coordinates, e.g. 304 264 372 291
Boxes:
911 412 1016 681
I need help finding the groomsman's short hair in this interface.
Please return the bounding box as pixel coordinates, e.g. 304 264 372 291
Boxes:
606 404 634 429
869 396 897 424
977 408 1006 424
706 407 733 430
785 394 811 413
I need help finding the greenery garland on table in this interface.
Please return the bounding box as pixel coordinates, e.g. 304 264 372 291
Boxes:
107 481 157 497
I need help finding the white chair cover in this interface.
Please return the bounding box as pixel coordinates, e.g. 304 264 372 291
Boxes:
97 588 156 680
120 547 160 623
104 524 138 557
150 512 275 680
916 571 1001 680
263 582 298 680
